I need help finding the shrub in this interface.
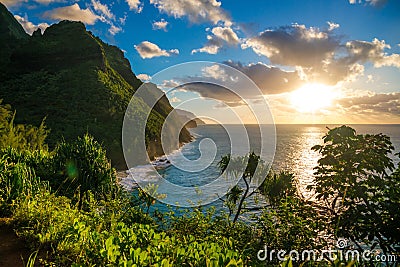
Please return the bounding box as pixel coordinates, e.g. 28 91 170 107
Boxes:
0 99 49 151
0 148 48 216
52 134 117 209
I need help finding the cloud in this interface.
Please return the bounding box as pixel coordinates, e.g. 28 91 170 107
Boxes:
170 62 303 107
192 26 239 54
327 21 339 31
137 73 151 82
14 14 49 35
224 61 304 94
242 24 339 67
348 0 388 6
161 79 180 89
1 0 62 7
126 0 143 13
109 25 122 35
156 62 304 108
202 64 230 81
170 96 181 103
88 0 125 36
134 41 179 59
179 82 242 104
345 38 400 68
149 0 231 26
91 0 114 20
242 24 400 85
43 3 99 25
337 92 400 115
152 19 168 31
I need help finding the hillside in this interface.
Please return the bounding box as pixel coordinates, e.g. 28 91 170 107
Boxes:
0 3 191 169
175 109 206 128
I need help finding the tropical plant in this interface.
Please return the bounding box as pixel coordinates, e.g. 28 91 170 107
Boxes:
0 99 49 151
218 152 270 223
52 134 117 209
309 125 400 255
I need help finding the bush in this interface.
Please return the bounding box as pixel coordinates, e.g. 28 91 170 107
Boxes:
52 134 117 209
0 99 49 151
0 147 48 216
13 189 245 266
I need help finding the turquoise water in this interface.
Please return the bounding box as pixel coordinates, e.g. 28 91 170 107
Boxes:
120 124 400 211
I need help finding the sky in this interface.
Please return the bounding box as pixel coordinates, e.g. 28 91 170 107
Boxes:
3 0 400 124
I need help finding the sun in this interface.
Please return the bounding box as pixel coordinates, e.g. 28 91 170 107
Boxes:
290 83 336 113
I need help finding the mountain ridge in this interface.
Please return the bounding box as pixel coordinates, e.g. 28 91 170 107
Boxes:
0 3 191 169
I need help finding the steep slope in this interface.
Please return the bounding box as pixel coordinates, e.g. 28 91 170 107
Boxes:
0 4 191 169
175 109 206 128
0 2 28 76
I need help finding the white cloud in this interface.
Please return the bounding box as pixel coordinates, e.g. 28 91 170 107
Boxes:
242 24 336 67
192 26 239 54
109 25 122 35
191 44 220 55
119 14 127 25
160 79 180 89
134 41 179 59
149 0 231 26
152 19 168 31
126 0 143 13
349 0 388 6
43 3 99 25
137 73 151 81
242 24 400 85
1 0 63 7
327 21 339 31
211 26 239 44
202 65 228 81
346 38 400 68
91 0 114 20
170 96 181 103
14 14 49 35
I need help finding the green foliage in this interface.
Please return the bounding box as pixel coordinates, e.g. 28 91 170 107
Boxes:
261 171 297 207
52 134 117 209
310 125 400 253
138 183 167 214
0 142 50 216
256 196 325 254
0 18 191 169
219 152 270 223
13 189 245 266
0 100 49 151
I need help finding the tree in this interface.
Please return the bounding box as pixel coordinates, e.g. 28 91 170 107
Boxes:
310 125 400 254
218 152 269 223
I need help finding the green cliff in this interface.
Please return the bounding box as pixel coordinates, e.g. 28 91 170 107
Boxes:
0 3 191 169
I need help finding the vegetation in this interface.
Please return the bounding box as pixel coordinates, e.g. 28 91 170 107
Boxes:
1 4 399 266
1 93 400 266
309 125 400 257
0 4 191 169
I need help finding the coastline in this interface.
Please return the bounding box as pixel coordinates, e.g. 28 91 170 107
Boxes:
118 128 199 191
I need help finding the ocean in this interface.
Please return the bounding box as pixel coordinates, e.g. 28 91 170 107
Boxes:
120 124 400 210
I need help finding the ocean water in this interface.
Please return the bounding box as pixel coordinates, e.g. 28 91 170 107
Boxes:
120 124 400 209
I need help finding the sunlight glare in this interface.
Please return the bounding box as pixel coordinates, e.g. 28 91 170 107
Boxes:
290 83 336 113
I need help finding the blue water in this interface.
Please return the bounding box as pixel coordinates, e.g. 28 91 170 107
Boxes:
121 124 400 212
